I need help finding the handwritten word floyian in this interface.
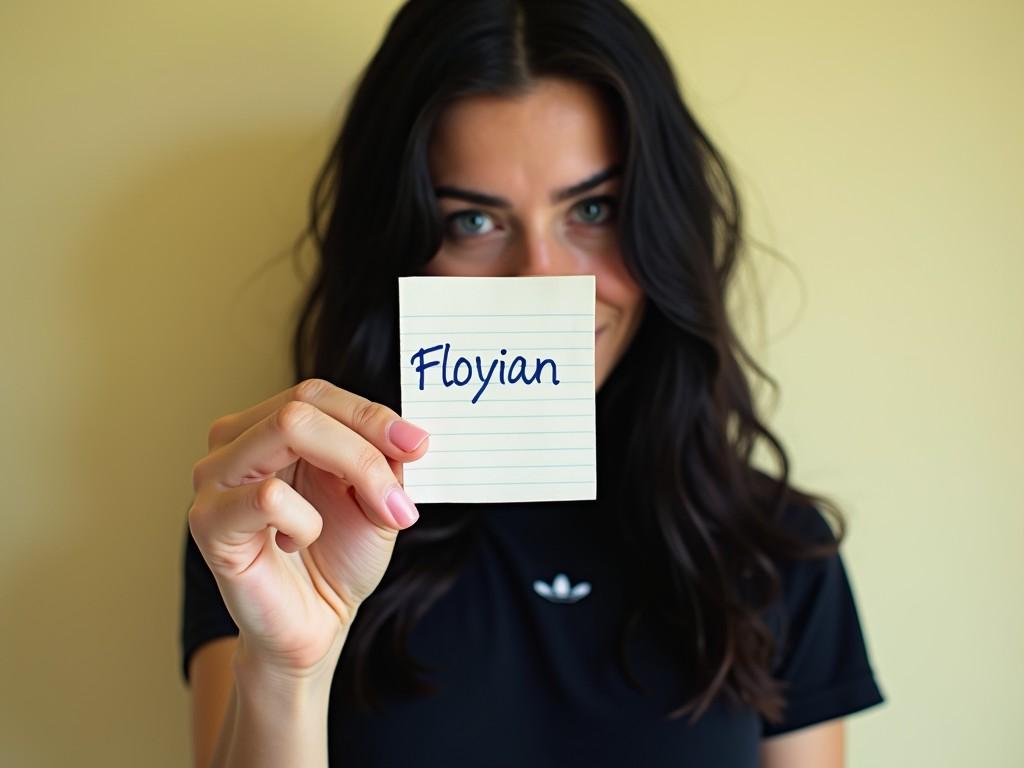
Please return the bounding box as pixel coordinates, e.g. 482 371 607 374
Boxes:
409 343 561 404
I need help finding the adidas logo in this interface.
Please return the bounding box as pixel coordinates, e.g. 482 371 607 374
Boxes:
533 573 591 603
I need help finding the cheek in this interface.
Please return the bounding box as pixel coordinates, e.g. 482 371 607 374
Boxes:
421 241 512 277
592 247 644 316
421 248 456 276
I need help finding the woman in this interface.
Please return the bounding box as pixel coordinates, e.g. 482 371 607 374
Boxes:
181 1 885 765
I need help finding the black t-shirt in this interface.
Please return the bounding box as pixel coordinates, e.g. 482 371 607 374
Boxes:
181 498 885 766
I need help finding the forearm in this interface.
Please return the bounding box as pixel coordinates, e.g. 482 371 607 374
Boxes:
210 632 347 768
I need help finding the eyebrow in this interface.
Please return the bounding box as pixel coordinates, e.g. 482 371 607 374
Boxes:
434 163 622 208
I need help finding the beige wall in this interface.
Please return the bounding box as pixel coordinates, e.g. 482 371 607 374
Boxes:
2 1 1020 765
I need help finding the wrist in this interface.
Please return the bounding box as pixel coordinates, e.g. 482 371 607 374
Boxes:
232 629 347 704
220 629 349 768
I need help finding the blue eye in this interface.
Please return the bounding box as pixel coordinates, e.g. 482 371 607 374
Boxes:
447 210 495 238
572 196 616 224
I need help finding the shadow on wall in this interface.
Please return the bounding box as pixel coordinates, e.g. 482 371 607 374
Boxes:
3 129 324 765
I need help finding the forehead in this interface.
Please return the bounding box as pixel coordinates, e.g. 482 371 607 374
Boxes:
428 77 621 194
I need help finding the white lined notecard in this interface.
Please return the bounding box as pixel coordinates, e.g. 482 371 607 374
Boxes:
398 275 596 504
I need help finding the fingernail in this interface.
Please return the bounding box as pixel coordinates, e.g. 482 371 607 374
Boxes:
387 419 430 452
385 486 419 528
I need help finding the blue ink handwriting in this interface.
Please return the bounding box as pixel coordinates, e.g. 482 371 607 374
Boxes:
409 343 560 404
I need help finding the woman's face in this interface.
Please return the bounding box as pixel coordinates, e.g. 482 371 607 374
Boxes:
423 77 646 391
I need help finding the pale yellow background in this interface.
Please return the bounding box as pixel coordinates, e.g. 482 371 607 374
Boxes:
2 1 1020 766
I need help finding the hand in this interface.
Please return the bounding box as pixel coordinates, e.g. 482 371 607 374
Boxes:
188 378 429 677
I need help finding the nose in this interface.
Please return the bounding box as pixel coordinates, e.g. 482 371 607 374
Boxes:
513 226 577 277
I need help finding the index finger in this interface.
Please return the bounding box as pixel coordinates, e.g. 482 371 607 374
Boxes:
208 378 430 462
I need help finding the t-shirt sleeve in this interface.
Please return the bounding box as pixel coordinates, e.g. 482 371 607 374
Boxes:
760 505 886 738
179 520 239 685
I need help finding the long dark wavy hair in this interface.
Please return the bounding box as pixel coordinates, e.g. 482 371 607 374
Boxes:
289 0 846 725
